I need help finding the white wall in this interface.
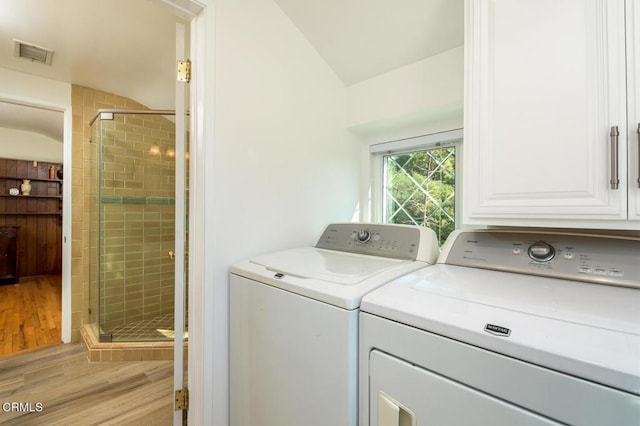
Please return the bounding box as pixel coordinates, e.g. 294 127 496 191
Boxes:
0 127 63 163
0 67 71 108
212 0 360 285
193 0 360 424
347 46 464 144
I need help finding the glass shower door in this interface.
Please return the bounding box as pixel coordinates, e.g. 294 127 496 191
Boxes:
91 111 179 343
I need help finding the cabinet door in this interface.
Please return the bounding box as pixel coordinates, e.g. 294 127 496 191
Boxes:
628 0 640 220
464 0 628 225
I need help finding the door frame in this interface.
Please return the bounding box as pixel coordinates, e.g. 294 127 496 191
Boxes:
156 0 208 424
0 96 71 343
3 0 211 421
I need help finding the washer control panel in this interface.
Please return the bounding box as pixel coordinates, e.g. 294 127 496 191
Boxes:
316 223 424 260
445 231 640 288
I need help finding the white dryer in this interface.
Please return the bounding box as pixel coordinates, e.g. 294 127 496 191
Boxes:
230 223 439 426
359 230 640 426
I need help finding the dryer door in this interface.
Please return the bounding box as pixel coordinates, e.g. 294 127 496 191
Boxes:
369 350 558 426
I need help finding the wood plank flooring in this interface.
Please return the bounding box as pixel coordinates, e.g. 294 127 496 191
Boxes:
0 275 62 356
0 342 173 425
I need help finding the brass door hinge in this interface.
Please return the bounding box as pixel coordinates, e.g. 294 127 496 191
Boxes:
175 388 189 411
177 60 191 83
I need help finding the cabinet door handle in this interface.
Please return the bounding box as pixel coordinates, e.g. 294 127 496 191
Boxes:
637 123 640 188
610 126 620 190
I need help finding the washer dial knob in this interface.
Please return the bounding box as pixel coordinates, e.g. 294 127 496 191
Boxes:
357 229 371 243
528 241 556 262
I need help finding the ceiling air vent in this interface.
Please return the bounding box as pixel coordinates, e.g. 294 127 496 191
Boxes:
13 39 54 65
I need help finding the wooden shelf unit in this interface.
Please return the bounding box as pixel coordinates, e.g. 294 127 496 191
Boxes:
0 159 63 277
0 195 62 199
0 176 63 182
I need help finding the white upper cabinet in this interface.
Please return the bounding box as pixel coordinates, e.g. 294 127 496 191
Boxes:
463 0 638 229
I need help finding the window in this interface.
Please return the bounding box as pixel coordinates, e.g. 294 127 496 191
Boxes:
371 130 461 246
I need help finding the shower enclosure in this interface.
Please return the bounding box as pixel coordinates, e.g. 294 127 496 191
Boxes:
88 110 187 342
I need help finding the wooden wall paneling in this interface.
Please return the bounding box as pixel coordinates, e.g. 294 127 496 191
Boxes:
34 216 42 276
16 215 27 278
54 219 62 273
36 216 45 275
26 215 36 276
43 216 56 275
16 160 27 179
43 216 56 273
17 196 26 214
6 159 16 177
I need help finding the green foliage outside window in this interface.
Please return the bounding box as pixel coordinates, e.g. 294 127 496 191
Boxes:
384 146 456 246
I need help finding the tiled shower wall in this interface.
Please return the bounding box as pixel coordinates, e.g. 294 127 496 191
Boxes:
71 86 175 341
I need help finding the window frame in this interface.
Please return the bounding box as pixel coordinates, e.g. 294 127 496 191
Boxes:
369 129 463 235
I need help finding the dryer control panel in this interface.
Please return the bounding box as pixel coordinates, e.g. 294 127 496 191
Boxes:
315 223 439 263
443 231 640 288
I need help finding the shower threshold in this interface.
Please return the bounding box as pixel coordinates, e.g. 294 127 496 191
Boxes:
80 322 187 363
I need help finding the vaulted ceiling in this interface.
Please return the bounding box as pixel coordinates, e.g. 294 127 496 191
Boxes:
0 0 463 143
274 0 463 85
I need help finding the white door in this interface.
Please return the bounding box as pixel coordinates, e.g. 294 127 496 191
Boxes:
463 0 628 225
173 21 189 426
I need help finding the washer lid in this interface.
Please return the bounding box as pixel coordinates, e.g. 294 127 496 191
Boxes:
232 246 430 309
250 247 408 285
361 264 640 394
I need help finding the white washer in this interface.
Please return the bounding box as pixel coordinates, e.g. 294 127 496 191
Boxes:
359 230 640 426
230 223 440 426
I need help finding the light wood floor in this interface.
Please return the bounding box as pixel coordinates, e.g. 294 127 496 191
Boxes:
0 342 173 425
0 275 62 357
